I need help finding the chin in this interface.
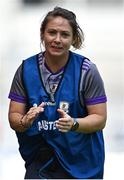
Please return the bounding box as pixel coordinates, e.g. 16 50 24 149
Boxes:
50 51 64 56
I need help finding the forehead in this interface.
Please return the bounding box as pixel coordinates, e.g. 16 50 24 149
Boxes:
46 16 72 31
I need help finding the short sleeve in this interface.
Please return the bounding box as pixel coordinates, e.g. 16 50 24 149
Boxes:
81 59 107 106
8 64 27 103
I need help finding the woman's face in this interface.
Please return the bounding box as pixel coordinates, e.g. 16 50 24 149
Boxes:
42 16 73 58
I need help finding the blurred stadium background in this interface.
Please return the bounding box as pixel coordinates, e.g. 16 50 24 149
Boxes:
0 0 124 179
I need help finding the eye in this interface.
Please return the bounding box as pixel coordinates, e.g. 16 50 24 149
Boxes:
48 30 56 36
61 32 70 38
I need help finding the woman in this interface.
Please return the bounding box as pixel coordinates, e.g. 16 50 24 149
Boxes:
8 7 107 179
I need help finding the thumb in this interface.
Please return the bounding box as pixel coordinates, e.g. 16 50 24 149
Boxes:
57 108 67 118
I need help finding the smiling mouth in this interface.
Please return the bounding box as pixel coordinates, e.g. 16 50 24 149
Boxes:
51 46 63 49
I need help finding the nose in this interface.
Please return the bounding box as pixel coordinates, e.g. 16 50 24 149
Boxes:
54 33 61 43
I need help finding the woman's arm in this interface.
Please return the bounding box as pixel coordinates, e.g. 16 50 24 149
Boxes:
76 102 107 133
8 101 45 132
56 102 107 133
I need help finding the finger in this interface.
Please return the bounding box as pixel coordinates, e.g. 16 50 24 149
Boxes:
39 102 46 107
27 111 38 118
58 117 68 121
58 129 69 133
56 120 66 126
56 123 70 132
37 106 44 113
29 107 42 114
27 109 33 115
32 103 45 113
56 119 70 127
57 108 67 118
56 118 70 126
56 123 69 129
37 102 45 112
27 107 42 117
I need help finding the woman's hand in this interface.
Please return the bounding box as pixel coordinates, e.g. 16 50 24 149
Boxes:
56 109 74 132
21 102 45 128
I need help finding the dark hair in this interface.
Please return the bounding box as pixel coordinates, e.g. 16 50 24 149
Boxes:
40 7 84 49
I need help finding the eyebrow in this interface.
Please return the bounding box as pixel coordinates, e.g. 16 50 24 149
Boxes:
47 28 71 33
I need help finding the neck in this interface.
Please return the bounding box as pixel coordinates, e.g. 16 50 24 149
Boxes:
44 52 69 73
